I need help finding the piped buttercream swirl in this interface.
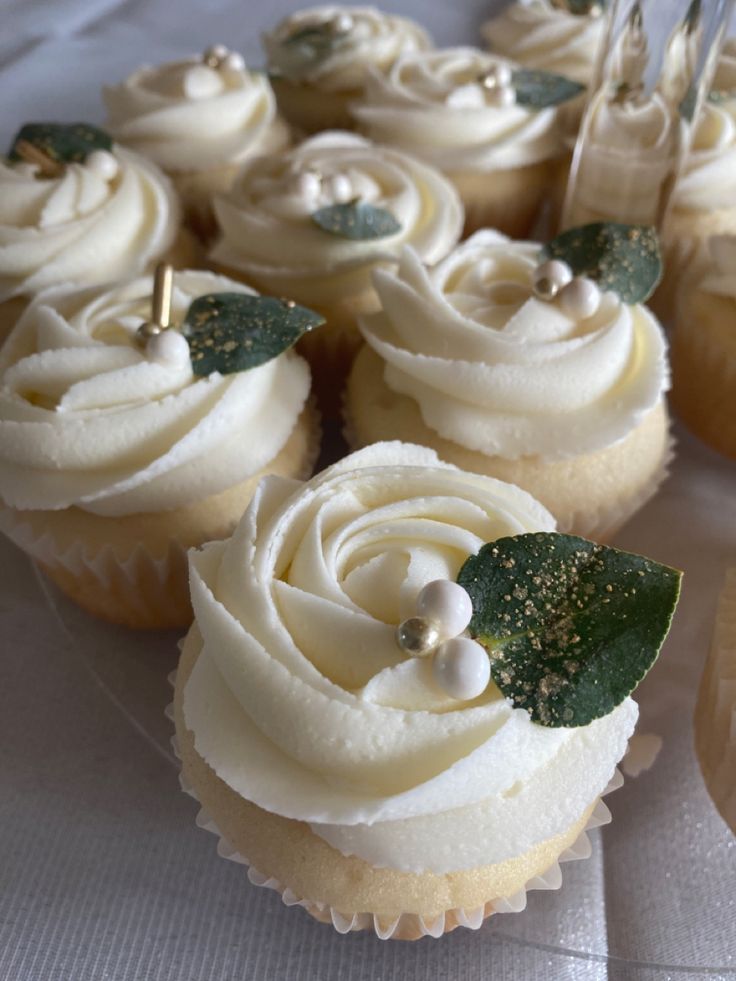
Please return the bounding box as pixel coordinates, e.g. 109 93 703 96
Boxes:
351 47 562 173
183 441 637 874
210 132 463 294
0 147 180 302
482 0 604 86
263 5 431 91
0 270 310 516
104 57 289 173
358 232 668 461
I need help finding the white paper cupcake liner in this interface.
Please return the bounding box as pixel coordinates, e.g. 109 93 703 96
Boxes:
167 670 625 940
695 568 736 834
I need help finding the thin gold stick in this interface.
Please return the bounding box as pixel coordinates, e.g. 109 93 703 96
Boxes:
14 139 63 178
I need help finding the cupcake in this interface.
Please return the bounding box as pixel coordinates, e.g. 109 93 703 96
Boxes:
263 5 432 133
670 235 736 459
103 46 291 240
481 0 605 87
0 122 197 340
654 41 736 322
695 567 736 835
0 268 321 629
345 225 671 539
172 441 681 938
209 131 463 410
351 47 581 237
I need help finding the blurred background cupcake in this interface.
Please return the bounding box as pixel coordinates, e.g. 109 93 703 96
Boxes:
104 46 290 241
352 47 579 236
263 5 432 133
209 131 462 410
0 122 197 341
0 268 320 628
346 227 671 539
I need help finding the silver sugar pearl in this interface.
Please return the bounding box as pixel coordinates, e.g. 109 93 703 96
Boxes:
136 321 162 345
396 616 440 657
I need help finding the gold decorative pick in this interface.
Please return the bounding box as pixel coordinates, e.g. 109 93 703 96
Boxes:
14 139 63 178
137 263 174 344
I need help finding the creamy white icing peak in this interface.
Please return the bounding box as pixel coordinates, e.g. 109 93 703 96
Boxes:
482 0 604 85
0 147 180 302
104 57 288 172
183 441 638 873
263 5 432 92
352 47 562 172
210 131 463 281
0 270 310 516
358 233 668 461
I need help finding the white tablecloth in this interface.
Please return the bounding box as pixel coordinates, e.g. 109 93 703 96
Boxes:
1 2 735 978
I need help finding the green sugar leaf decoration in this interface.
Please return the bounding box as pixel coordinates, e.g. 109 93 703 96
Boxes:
457 533 681 728
311 201 402 240
8 122 113 164
273 20 349 79
183 293 324 377
562 0 608 13
541 222 662 303
708 87 736 105
512 69 586 109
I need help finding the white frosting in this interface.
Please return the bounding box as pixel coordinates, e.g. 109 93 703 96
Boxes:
358 233 668 461
0 147 180 302
692 234 736 299
263 5 431 92
183 442 638 874
104 57 289 173
210 132 462 288
352 47 562 173
0 270 310 516
482 0 604 86
675 102 736 213
568 89 678 225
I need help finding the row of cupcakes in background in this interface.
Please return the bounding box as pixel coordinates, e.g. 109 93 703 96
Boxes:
0 3 733 940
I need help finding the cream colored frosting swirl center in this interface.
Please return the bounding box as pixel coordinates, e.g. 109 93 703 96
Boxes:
183 442 637 873
0 271 309 516
358 232 668 461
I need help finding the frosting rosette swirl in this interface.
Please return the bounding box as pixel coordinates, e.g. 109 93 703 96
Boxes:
0 146 180 302
481 0 604 86
675 86 736 213
210 132 462 293
103 57 289 173
357 232 668 461
0 270 309 516
183 442 637 873
351 47 562 172
263 5 432 91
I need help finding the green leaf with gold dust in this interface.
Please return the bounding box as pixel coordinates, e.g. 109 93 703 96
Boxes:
183 293 324 377
457 533 681 728
273 21 348 80
311 201 402 240
512 69 585 109
564 0 608 13
541 222 662 303
8 122 113 164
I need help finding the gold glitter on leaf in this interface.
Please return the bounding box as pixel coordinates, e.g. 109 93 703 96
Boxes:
8 122 113 164
311 201 402 241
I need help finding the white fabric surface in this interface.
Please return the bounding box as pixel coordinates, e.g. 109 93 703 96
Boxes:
1 1 735 978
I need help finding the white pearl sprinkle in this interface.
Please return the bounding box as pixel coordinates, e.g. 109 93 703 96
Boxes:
183 64 224 99
86 149 119 181
294 170 322 202
324 173 353 204
433 638 491 701
558 276 601 319
221 51 246 72
145 329 191 366
332 12 354 33
492 63 513 88
416 580 473 639
533 259 573 300
445 83 486 110
204 43 229 63
486 85 516 108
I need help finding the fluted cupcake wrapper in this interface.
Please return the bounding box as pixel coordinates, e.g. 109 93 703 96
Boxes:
695 568 736 835
166 670 625 941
